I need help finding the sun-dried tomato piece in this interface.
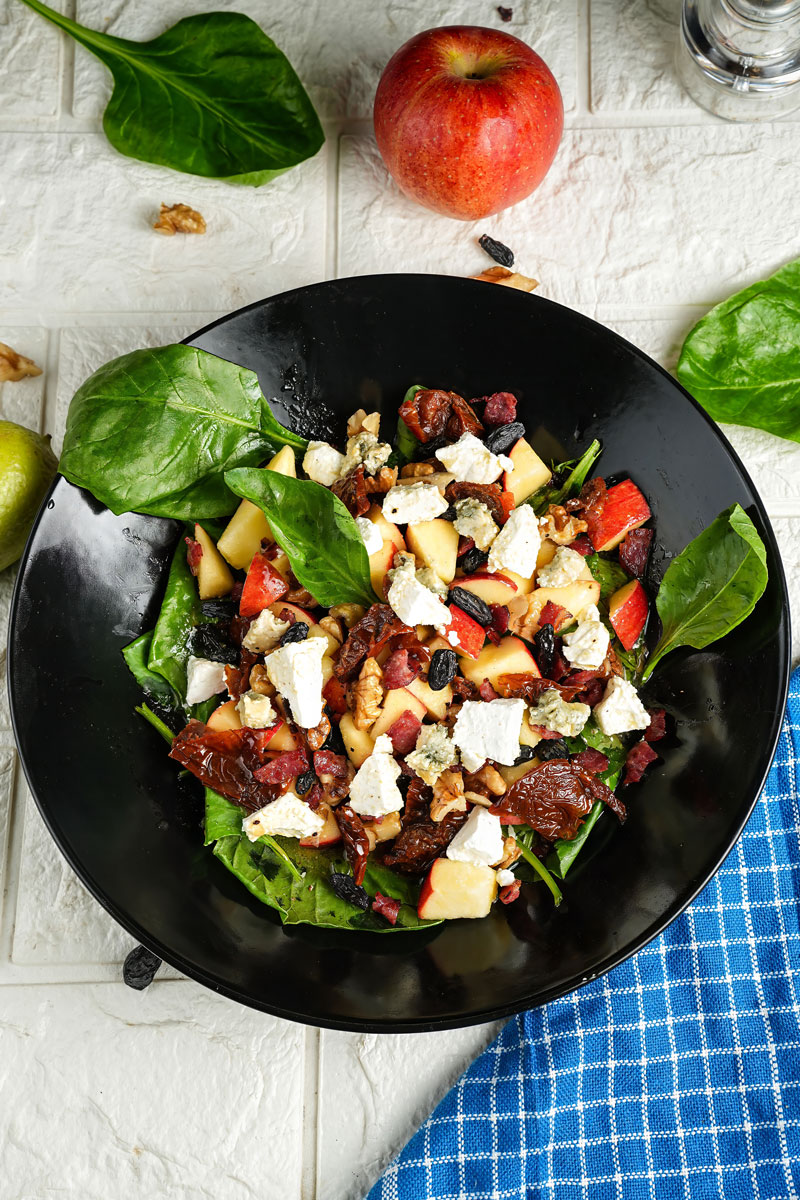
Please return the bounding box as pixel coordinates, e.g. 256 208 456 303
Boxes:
619 528 654 579
495 673 584 702
538 601 572 633
380 777 467 875
479 679 500 701
445 393 484 441
223 649 259 701
567 534 594 557
499 879 522 905
372 892 401 924
335 604 410 681
450 675 478 700
398 388 453 442
645 708 667 743
482 392 518 426
254 749 309 786
387 709 422 755
336 804 371 886
445 481 506 525
566 477 607 517
489 604 510 635
572 748 609 775
383 648 421 690
491 759 612 840
623 740 659 785
169 722 279 811
185 536 203 575
313 749 350 778
323 676 348 718
331 465 370 517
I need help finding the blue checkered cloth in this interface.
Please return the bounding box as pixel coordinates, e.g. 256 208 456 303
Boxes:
368 668 800 1200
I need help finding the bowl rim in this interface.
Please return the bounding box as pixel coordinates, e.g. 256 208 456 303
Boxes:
8 274 792 1032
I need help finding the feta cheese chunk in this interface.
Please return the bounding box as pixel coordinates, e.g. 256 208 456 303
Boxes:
536 545 587 588
349 733 404 817
342 431 392 476
446 807 504 868
243 791 325 841
185 655 227 705
487 504 541 577
355 515 383 557
562 604 610 670
435 432 513 484
496 867 516 887
236 690 277 729
593 677 650 736
388 553 452 628
382 482 448 524
242 607 290 654
528 688 590 738
452 698 527 773
406 723 458 786
265 636 326 728
453 498 498 551
303 440 346 487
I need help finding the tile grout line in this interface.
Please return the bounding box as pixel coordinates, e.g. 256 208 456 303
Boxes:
42 325 61 438
323 130 341 281
0 755 24 966
301 1025 321 1200
576 0 591 117
59 0 77 125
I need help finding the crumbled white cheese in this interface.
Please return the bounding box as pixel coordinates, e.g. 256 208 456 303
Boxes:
303 440 346 487
349 733 404 817
387 554 452 628
435 432 513 484
243 791 325 841
446 807 505 867
265 636 326 728
487 504 541 578
342 431 392 476
528 688 590 738
562 604 610 670
536 545 587 588
453 498 498 551
593 677 650 736
452 698 527 773
406 723 458 786
236 690 277 729
496 867 516 888
242 607 290 654
355 515 384 557
416 566 449 599
382 482 448 524
185 656 227 705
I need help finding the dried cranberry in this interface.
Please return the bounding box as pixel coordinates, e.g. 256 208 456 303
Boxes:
372 893 401 925
461 546 489 573
185 536 203 575
485 421 524 455
645 708 667 743
567 534 594 557
478 236 514 269
483 393 518 426
577 677 606 707
428 648 458 691
489 604 510 635
457 536 476 557
329 871 370 911
449 586 492 627
619 528 654 579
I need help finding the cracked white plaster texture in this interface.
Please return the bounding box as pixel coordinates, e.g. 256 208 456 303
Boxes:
318 1021 503 1200
0 981 306 1199
0 0 65 116
0 133 326 315
73 0 577 121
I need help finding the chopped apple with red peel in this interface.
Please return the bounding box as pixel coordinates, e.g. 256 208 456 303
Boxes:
299 806 342 848
418 859 498 920
266 721 297 752
585 479 651 552
339 713 375 767
370 687 427 739
456 572 518 606
504 437 552 505
193 524 234 600
406 675 453 720
501 568 535 596
368 539 397 598
512 580 601 636
459 634 540 688
206 699 242 732
240 551 289 617
269 600 315 627
446 603 486 659
609 579 649 650
406 518 459 584
366 503 406 552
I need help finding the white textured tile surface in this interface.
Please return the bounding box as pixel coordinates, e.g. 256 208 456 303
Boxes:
0 133 326 315
73 0 577 121
0 328 47 431
318 1022 503 1200
0 981 305 1200
0 0 65 117
590 0 689 113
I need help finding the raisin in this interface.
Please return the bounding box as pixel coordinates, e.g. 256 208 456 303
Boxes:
191 623 239 664
497 5 513 21
461 546 489 573
428 648 458 690
485 421 525 456
329 871 371 911
280 622 309 646
442 504 458 521
322 718 347 756
536 739 570 762
514 745 538 766
449 586 493 627
200 598 236 620
296 769 317 796
123 945 162 991
478 234 514 268
532 623 556 677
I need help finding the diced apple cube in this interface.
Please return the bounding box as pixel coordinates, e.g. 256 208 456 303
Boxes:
406 675 453 720
217 445 296 568
339 712 376 767
585 479 651 553
418 858 498 920
456 572 518 606
406 518 459 584
608 578 649 651
459 635 540 689
194 524 234 600
206 699 242 731
504 437 552 505
366 503 406 552
370 688 426 739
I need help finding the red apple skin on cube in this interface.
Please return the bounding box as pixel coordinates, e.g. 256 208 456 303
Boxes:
459 634 540 688
446 603 486 659
609 579 649 651
585 480 651 553
457 573 518 606
299 807 342 849
269 600 315 626
418 858 498 920
240 552 289 617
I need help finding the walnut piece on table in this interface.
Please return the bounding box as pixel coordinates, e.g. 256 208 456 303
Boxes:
153 203 207 236
0 342 43 382
471 265 538 292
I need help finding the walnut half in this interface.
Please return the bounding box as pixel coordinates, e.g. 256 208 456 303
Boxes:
353 657 383 730
0 342 42 383
153 203 207 236
471 265 538 293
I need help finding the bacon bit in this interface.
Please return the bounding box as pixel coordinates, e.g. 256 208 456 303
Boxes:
624 740 659 785
277 606 297 625
305 782 323 810
185 536 203 575
323 676 348 718
499 880 521 905
567 534 594 557
313 749 349 778
538 601 572 633
387 709 422 756
530 725 564 740
372 893 401 924
644 708 667 743
457 535 476 557
572 748 609 775
489 604 510 635
336 805 371 885
619 528 654 579
254 749 309 786
383 648 421 690
482 392 517 425
479 679 500 701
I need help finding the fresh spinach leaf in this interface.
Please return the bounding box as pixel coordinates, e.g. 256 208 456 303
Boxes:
548 802 604 879
529 439 602 514
122 631 179 708
134 703 175 745
511 826 563 905
204 788 243 845
547 724 626 878
394 385 424 466
60 344 307 520
225 468 380 609
147 532 203 700
642 503 768 680
586 554 630 609
676 257 800 443
19 0 324 186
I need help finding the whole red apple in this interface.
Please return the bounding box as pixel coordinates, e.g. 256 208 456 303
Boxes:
373 25 563 221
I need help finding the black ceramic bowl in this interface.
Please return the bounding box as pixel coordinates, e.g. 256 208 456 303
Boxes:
9 275 790 1031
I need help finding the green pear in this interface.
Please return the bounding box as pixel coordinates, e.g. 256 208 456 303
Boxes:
0 420 58 571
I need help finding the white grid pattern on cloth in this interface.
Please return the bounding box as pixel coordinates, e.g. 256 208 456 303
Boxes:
367 675 800 1200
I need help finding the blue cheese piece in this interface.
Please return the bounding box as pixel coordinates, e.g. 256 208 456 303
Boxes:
303 440 346 486
349 733 404 817
342 431 392 476
561 604 610 670
487 504 541 577
536 545 587 588
185 656 227 705
355 515 383 556
435 432 513 484
236 690 277 729
446 807 504 867
265 636 326 728
452 698 526 773
243 791 325 841
382 482 448 524
242 607 290 653
528 688 590 737
453 498 498 550
594 677 650 736
406 723 457 786
387 554 452 628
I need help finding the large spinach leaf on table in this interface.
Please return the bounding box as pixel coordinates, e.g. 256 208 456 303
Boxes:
642 503 768 680
676 257 800 443
60 345 306 520
226 468 380 609
122 631 179 708
18 1 324 185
